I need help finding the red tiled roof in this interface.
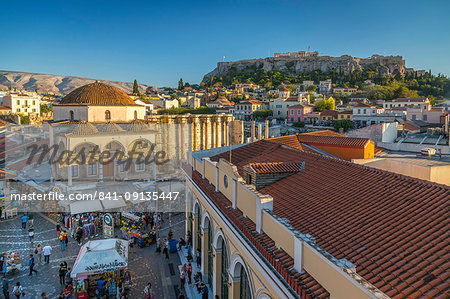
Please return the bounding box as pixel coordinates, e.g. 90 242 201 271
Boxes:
209 141 450 299
250 162 302 174
320 110 338 117
266 135 303 150
298 135 371 148
188 168 329 298
301 130 345 137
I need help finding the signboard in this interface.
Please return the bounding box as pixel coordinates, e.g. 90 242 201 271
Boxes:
103 213 114 239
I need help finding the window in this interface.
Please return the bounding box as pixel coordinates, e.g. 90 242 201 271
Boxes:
69 111 74 121
71 165 79 177
423 114 427 121
32 109 36 112
105 110 111 120
277 111 281 115
358 109 361 114
16 100 20 105
33 101 36 105
412 115 416 120
298 110 301 115
17 108 21 112
223 175 228 188
136 160 145 171
275 104 282 108
363 109 366 114
240 266 252 299
119 160 125 172
134 110 138 119
88 164 97 175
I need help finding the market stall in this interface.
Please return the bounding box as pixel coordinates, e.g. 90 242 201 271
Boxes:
1 252 21 274
120 212 156 247
71 239 131 298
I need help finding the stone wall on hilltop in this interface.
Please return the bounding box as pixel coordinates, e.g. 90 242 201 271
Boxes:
203 55 406 80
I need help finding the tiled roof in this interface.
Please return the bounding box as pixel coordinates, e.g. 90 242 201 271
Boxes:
99 122 124 133
250 162 303 174
69 121 99 136
188 168 330 298
59 82 138 106
209 141 450 299
320 110 338 117
298 135 371 148
301 130 344 137
266 135 303 150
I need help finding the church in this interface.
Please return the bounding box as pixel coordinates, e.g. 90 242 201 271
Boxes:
53 81 145 122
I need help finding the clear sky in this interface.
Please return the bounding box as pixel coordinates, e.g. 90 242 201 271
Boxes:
1 0 449 87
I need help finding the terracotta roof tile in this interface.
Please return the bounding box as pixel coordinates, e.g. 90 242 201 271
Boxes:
250 162 303 174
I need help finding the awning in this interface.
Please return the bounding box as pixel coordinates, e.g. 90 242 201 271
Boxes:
69 200 103 215
71 239 128 278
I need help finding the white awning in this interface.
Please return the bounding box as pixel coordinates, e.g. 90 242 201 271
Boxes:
69 200 103 215
71 239 128 278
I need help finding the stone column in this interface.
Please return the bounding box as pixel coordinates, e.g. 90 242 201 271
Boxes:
67 166 72 186
185 185 192 236
223 120 229 147
192 209 199 253
98 162 103 183
251 121 256 142
265 120 269 139
201 115 212 150
191 116 200 151
213 115 222 148
258 123 262 140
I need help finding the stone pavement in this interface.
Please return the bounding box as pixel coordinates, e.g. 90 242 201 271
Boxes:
0 212 187 298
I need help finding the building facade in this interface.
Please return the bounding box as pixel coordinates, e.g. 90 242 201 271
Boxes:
3 92 40 115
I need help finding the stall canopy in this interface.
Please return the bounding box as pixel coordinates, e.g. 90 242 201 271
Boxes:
71 239 128 278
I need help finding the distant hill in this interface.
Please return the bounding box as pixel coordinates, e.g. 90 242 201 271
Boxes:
0 70 151 95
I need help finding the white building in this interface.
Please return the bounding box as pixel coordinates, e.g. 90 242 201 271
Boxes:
353 103 405 127
146 98 179 109
53 82 145 122
233 99 268 120
383 98 430 109
319 79 332 94
134 99 155 116
3 92 41 115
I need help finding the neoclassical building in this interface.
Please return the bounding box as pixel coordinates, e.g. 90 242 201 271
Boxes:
53 81 146 122
183 132 448 299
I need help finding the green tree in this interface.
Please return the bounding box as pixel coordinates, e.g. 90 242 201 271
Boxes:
333 119 353 132
133 80 139 94
19 114 30 124
178 78 184 90
40 104 52 114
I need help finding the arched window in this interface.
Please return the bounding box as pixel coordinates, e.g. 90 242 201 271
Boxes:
134 110 138 120
69 110 74 121
221 238 229 299
105 110 111 120
240 266 251 299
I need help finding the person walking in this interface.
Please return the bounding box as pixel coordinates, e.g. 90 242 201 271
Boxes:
12 282 23 298
63 283 73 299
143 282 152 299
28 213 34 226
0 253 4 274
35 244 43 264
163 239 169 259
180 266 186 291
43 244 52 264
196 249 201 267
20 215 27 229
59 262 68 285
75 228 83 246
41 292 48 299
2 277 10 299
28 225 35 244
59 232 66 252
65 267 73 286
28 254 38 276
187 263 193 284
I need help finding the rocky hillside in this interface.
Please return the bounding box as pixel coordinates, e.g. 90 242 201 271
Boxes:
203 55 406 81
0 70 151 95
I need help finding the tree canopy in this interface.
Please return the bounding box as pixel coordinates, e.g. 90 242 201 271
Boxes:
133 80 139 94
315 97 335 112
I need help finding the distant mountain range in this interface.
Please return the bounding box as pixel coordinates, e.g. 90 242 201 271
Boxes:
0 70 151 95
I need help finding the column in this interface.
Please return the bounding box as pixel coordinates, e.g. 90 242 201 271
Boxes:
251 121 256 142
201 225 209 278
68 166 72 186
265 120 269 139
223 120 229 147
213 246 222 296
229 275 241 298
192 209 199 253
258 123 262 140
185 185 192 236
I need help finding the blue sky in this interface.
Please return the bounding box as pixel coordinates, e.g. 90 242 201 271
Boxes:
1 0 449 87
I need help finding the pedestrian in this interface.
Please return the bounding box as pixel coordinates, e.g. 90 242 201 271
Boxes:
12 282 23 298
180 266 186 291
20 214 27 229
41 292 48 299
35 244 42 264
155 237 161 253
2 277 10 299
64 231 69 247
59 262 68 285
76 228 83 245
196 249 201 267
28 225 35 243
59 231 66 252
43 244 52 264
28 254 38 276
63 283 73 299
128 237 134 254
0 253 4 274
65 267 73 286
143 282 152 299
163 239 169 259
58 291 64 299
28 213 34 226
200 282 208 299
187 263 192 284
